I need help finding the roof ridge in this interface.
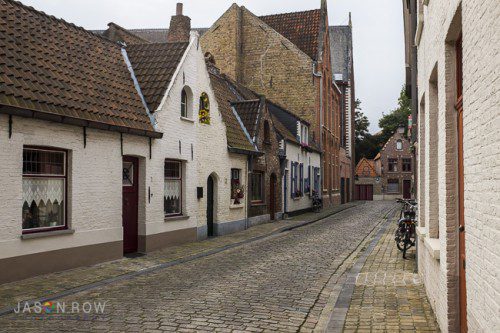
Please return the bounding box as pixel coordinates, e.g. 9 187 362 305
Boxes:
4 0 120 47
259 8 320 18
266 99 310 126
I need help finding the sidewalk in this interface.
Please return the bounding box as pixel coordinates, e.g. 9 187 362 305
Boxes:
342 217 440 332
0 202 358 313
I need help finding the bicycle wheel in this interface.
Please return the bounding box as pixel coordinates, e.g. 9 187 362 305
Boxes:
402 231 410 259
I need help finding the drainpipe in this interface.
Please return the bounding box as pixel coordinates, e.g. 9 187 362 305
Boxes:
313 61 323 199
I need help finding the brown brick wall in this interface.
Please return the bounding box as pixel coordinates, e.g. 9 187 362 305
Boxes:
380 131 414 195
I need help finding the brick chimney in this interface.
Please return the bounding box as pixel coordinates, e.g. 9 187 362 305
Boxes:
167 3 191 43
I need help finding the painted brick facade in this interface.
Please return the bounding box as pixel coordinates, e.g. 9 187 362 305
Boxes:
415 0 499 331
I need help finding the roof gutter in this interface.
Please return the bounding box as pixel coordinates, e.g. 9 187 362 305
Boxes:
121 47 158 130
0 105 163 139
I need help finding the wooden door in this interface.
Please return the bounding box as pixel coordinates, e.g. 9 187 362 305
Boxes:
340 178 345 204
122 156 139 254
207 175 214 237
354 185 360 200
269 174 276 220
403 180 411 199
346 178 350 203
456 35 467 332
366 185 373 201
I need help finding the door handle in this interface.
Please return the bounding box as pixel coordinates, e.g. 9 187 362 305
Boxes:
459 225 465 232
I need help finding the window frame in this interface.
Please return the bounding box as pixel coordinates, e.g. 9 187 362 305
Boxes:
164 160 183 216
22 146 68 234
388 158 398 172
250 171 264 203
402 158 412 172
181 89 188 118
230 168 241 199
396 139 403 150
387 179 400 194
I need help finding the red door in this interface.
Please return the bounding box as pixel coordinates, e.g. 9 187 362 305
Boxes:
122 156 139 254
366 185 373 201
403 180 411 199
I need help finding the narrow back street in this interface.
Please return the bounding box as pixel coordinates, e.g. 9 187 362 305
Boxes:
0 202 439 332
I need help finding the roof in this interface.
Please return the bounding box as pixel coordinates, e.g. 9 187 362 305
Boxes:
126 42 189 112
329 25 352 82
93 28 208 43
260 9 321 60
355 158 378 177
208 71 257 152
102 23 150 45
0 0 159 137
232 100 261 138
270 114 298 144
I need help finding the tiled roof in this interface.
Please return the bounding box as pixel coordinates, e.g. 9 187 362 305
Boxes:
270 114 298 144
102 23 150 45
232 100 261 138
355 158 378 177
126 42 188 112
0 0 159 137
208 71 257 152
128 28 208 43
260 9 321 60
330 25 352 81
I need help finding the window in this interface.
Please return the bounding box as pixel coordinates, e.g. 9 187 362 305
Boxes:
299 163 304 196
164 160 182 215
396 139 403 150
250 172 264 202
313 167 320 193
181 89 188 118
387 179 399 193
199 92 210 124
263 120 270 144
231 168 241 200
22 148 66 233
291 162 299 198
388 158 398 172
402 158 412 172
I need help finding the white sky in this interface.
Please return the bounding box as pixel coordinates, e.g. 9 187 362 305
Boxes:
20 0 405 133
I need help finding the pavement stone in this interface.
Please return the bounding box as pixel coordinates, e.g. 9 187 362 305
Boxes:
0 202 391 332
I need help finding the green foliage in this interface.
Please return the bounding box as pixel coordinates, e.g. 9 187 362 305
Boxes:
377 87 411 143
354 87 412 164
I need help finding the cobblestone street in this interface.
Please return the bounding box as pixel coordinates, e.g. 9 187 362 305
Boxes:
0 202 439 332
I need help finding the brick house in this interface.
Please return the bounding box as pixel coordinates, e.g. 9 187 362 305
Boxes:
354 158 382 201
200 0 348 207
377 126 414 200
405 0 499 331
268 102 322 216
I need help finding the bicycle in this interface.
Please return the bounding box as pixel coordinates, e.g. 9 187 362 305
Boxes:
395 198 417 259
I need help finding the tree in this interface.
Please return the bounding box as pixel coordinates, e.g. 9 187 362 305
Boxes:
378 87 411 143
354 99 369 142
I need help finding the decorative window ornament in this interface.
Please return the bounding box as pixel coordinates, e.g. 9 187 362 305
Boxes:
199 92 210 124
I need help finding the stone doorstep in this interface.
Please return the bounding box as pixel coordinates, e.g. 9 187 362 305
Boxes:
0 202 360 315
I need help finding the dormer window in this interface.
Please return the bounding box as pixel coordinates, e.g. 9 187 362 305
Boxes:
396 139 403 150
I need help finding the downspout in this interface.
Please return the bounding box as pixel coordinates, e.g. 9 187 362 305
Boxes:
313 61 323 198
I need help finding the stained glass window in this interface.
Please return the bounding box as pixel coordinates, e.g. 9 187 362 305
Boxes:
22 148 66 232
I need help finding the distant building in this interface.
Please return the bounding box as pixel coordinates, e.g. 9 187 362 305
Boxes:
354 158 381 201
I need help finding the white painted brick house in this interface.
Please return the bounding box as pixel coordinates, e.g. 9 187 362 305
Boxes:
414 0 499 331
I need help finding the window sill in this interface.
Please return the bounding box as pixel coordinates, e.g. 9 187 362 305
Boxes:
424 237 440 261
180 116 195 123
21 228 75 240
165 215 190 222
230 203 244 209
416 226 427 238
251 202 266 207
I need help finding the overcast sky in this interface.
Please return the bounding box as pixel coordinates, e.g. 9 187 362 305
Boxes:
21 0 405 133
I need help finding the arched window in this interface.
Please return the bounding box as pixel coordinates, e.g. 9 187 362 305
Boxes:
396 139 403 150
181 89 188 118
263 120 270 144
199 92 210 124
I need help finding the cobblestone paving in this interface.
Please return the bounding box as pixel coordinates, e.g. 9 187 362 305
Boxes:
0 203 356 311
343 220 440 332
0 202 394 332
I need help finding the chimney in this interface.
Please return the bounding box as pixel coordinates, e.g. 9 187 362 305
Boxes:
167 2 191 43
